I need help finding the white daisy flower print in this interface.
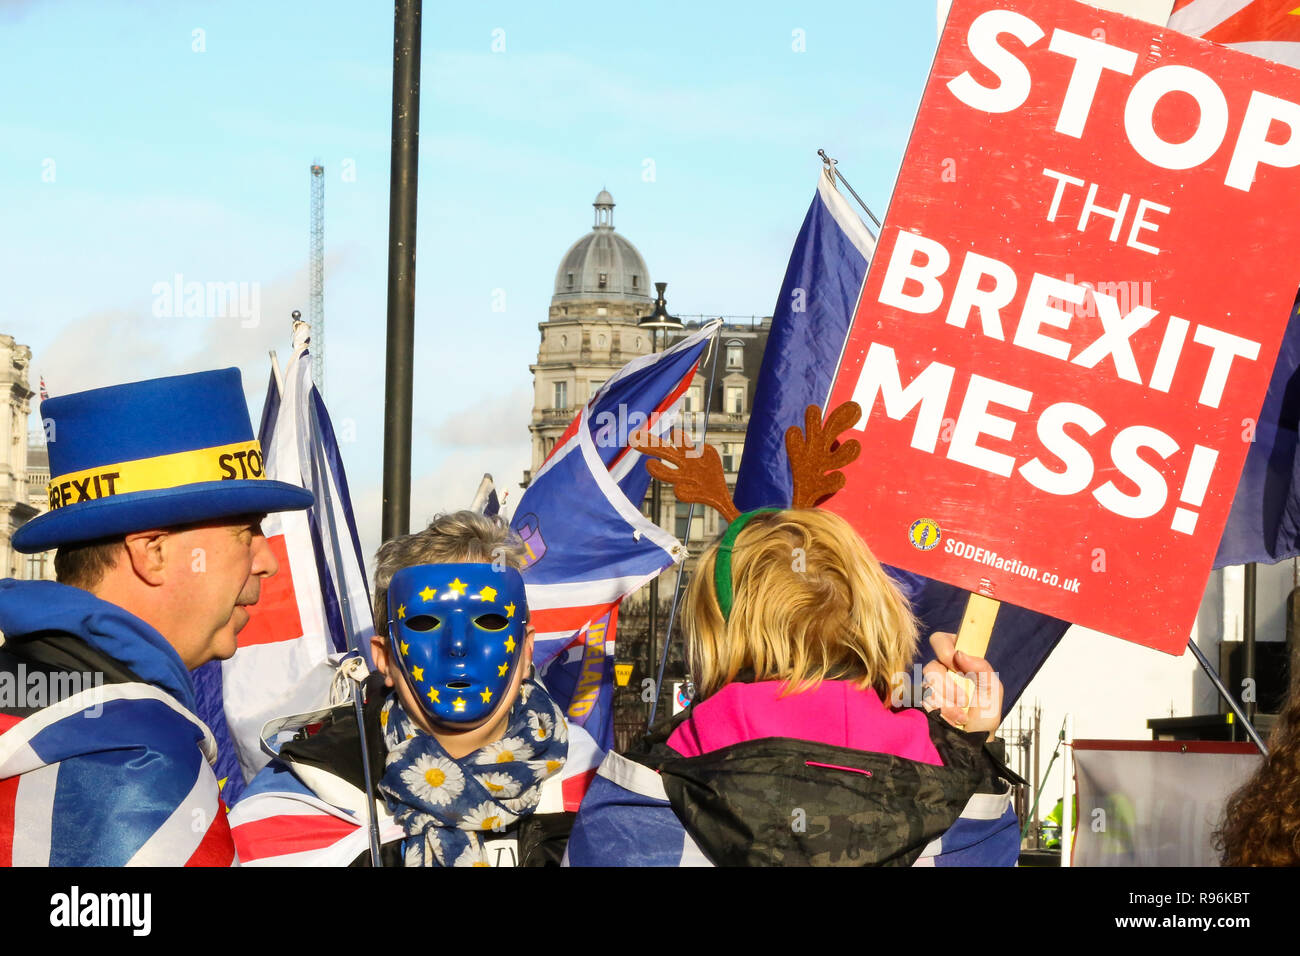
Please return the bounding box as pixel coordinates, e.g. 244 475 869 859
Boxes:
462 801 517 834
410 832 446 866
527 756 567 781
551 709 569 743
453 842 492 868
475 771 522 799
503 792 542 815
476 736 533 765
401 753 465 806
527 711 555 743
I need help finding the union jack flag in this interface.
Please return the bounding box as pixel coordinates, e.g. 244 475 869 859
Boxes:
1169 0 1300 66
194 328 374 804
0 685 236 866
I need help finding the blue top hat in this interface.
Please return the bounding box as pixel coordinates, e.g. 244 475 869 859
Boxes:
12 368 314 553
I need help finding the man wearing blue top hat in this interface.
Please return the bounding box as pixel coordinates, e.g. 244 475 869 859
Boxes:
0 368 313 866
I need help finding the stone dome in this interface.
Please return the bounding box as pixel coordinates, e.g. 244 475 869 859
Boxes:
552 190 652 305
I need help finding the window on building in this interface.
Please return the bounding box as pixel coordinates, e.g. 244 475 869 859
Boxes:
598 272 608 289
590 379 605 399
683 385 703 413
674 511 704 542
554 381 568 409
721 443 741 473
632 275 639 288
25 552 47 581
726 386 745 415
566 272 574 288
727 341 744 369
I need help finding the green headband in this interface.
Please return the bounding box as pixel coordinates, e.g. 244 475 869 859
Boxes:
714 508 780 621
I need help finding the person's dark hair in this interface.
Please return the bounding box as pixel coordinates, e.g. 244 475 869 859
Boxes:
1215 671 1300 866
54 537 124 591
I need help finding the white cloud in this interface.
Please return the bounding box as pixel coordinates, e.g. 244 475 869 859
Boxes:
432 385 533 449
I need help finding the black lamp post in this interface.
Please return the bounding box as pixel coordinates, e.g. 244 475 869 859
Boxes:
637 282 684 720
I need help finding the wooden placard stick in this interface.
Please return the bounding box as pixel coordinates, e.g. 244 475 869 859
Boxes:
951 579 1000 721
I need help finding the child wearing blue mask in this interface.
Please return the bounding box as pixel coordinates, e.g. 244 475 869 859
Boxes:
230 511 572 867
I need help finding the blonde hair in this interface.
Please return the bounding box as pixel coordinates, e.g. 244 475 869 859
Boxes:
684 509 917 701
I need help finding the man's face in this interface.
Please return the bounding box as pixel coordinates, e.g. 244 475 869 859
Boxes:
172 515 277 668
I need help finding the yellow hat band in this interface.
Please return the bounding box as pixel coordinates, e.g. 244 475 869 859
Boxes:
47 440 266 511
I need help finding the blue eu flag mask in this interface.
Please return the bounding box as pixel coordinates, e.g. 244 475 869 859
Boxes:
385 562 529 728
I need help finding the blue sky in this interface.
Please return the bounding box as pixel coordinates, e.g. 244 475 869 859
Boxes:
0 0 939 556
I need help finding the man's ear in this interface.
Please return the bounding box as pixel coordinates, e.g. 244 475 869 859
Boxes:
122 530 169 587
370 634 394 687
524 625 536 675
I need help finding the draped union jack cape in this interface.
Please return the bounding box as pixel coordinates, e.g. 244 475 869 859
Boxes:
0 580 236 867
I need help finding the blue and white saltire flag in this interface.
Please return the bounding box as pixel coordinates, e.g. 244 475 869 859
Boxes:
732 170 1071 709
516 321 718 775
194 324 374 802
733 169 876 512
561 751 1019 866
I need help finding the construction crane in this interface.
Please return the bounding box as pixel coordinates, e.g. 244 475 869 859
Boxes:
309 160 325 392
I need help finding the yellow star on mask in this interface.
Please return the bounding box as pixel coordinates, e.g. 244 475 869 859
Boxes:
477 586 497 603
504 602 516 619
504 635 516 654
453 696 467 713
497 662 509 677
397 604 406 619
411 665 424 683
449 578 468 596
399 640 410 656
427 687 440 704
480 688 493 704
418 586 437 602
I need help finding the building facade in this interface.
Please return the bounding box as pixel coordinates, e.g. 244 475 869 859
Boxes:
525 190 770 546
0 335 43 580
525 192 770 746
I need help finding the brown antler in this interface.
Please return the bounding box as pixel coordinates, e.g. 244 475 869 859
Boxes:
786 402 863 509
628 428 741 523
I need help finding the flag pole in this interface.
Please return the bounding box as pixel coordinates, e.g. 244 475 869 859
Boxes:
1187 638 1269 755
817 149 882 229
647 321 724 728
308 374 385 866
382 0 422 542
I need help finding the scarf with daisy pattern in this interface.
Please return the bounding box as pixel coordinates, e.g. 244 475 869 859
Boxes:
378 678 569 867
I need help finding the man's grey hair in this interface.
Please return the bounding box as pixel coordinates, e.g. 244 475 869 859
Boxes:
371 510 527 640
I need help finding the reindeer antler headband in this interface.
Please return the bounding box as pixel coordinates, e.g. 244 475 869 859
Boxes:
629 401 863 620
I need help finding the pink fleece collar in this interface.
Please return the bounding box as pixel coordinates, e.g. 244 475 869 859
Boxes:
666 680 943 766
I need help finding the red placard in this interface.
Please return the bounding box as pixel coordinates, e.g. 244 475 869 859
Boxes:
825 0 1300 654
